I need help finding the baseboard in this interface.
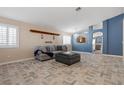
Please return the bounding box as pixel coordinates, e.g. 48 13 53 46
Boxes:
72 51 122 58
0 57 34 66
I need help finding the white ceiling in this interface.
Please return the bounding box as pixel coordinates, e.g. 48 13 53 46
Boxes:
0 7 123 33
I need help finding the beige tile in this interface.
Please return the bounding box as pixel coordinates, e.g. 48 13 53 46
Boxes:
0 53 123 85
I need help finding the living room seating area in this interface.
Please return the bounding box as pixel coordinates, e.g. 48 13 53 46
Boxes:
34 45 68 61
0 7 124 85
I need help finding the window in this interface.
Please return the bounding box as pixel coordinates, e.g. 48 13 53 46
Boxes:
93 23 103 30
63 35 71 44
0 24 19 48
93 32 103 38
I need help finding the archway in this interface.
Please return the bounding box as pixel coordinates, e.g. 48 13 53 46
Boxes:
92 32 103 54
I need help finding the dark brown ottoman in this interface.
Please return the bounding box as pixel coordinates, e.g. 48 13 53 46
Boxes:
55 52 80 65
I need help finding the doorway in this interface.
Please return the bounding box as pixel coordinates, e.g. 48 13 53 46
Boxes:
92 32 103 54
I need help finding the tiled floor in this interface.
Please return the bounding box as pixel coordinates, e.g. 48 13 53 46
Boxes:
0 53 124 85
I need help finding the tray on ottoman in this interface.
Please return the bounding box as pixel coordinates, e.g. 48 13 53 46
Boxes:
55 52 80 65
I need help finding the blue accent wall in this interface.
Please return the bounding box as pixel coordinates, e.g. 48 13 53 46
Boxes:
105 14 124 55
102 21 108 54
72 27 103 52
72 30 92 52
72 13 124 56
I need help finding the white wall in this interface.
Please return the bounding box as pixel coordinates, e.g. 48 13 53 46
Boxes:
0 16 69 63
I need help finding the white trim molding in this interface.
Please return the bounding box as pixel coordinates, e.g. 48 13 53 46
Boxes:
72 51 123 58
0 57 34 66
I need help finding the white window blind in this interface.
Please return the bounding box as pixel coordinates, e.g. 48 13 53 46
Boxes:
63 35 71 45
0 24 19 48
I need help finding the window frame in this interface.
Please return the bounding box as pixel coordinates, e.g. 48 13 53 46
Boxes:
0 23 19 48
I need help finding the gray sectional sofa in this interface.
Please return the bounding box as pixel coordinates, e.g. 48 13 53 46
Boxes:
34 45 68 61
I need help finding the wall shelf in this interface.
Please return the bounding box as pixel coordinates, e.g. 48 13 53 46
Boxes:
30 29 60 36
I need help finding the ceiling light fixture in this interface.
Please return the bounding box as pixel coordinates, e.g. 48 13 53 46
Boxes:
74 7 82 33
75 7 82 12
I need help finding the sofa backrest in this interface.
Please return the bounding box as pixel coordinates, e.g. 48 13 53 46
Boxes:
62 45 67 51
34 45 68 53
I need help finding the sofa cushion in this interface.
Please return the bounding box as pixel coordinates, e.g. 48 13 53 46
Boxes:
50 45 56 51
35 53 52 61
39 46 47 52
46 45 56 52
52 51 62 54
62 45 67 51
46 46 51 52
54 45 57 51
57 45 63 51
52 51 62 58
